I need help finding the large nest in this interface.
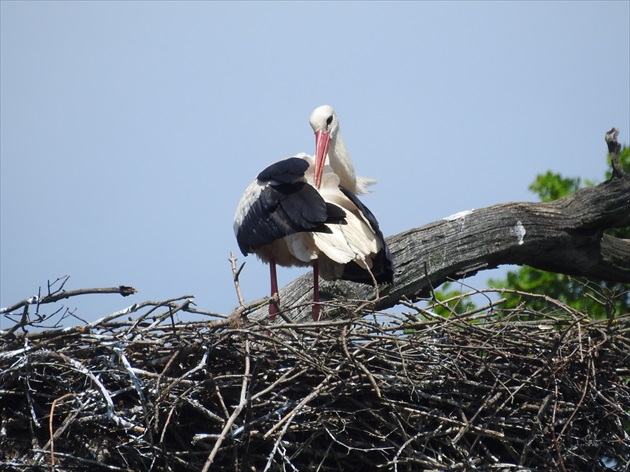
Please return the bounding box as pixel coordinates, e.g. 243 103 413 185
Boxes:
1 288 629 471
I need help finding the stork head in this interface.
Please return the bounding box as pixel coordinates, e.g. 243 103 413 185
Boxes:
309 105 339 188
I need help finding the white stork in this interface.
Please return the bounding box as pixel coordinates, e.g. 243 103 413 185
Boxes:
233 105 393 321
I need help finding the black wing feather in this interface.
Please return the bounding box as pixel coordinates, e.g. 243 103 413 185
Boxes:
257 157 309 184
237 158 347 255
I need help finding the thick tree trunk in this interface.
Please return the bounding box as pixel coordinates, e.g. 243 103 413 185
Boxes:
251 133 630 323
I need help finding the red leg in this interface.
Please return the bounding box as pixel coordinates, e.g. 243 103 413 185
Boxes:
312 260 321 321
269 255 279 322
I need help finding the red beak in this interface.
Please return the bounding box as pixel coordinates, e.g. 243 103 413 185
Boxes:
314 130 330 189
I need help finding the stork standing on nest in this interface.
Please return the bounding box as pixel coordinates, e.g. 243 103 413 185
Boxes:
233 105 393 320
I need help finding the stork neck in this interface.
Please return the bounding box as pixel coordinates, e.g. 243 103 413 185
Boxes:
328 132 357 193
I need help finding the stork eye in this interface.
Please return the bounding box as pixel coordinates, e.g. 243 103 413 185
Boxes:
326 115 333 126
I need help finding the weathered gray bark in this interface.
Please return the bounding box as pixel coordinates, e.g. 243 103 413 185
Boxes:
251 136 630 323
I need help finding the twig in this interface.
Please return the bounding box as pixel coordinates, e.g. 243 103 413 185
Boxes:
342 325 382 398
263 367 339 440
229 252 246 308
49 393 77 471
201 337 251 472
550 377 568 472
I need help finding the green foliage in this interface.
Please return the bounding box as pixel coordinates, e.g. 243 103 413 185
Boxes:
488 267 628 318
605 146 630 240
430 282 477 317
529 172 581 202
606 145 630 177
489 145 630 319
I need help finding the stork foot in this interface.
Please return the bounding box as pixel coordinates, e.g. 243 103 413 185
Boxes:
268 297 280 322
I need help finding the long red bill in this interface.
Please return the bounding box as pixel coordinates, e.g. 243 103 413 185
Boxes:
314 130 330 188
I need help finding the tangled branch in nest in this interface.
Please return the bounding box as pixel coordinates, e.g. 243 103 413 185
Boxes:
1 288 629 471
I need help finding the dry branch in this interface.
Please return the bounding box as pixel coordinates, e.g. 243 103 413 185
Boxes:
0 277 137 315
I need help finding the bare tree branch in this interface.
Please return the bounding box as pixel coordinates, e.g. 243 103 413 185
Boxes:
1 284 137 315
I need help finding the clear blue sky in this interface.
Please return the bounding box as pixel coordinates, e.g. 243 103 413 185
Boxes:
2 1 629 327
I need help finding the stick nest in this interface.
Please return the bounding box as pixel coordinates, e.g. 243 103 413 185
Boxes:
1 290 629 471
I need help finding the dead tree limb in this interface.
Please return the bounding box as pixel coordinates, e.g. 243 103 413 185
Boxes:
253 133 630 322
0 284 137 315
